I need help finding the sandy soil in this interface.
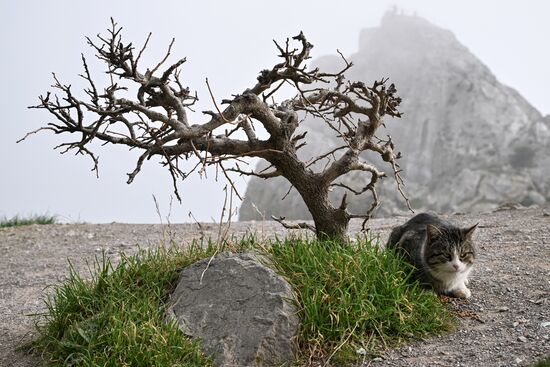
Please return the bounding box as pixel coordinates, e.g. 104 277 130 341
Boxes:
1 206 549 367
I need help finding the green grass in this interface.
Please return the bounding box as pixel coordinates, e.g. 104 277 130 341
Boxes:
269 237 453 363
533 356 550 367
0 214 57 228
27 242 224 366
27 236 453 366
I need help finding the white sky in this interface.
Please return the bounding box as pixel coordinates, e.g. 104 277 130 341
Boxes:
1 1 549 223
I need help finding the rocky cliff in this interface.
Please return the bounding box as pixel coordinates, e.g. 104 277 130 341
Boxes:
239 13 550 221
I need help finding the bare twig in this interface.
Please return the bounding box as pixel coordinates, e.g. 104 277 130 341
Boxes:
134 32 152 70
205 78 232 124
150 38 175 75
271 215 315 232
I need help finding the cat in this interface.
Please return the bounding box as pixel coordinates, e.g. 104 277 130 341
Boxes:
386 213 478 298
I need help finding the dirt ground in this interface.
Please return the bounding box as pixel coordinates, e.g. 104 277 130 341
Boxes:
1 206 549 367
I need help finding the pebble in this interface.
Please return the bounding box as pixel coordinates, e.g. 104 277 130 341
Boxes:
541 321 550 328
518 336 528 343
498 306 509 312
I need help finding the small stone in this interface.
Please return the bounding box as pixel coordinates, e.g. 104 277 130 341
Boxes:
498 306 509 312
518 336 528 343
515 357 522 364
540 321 550 328
356 347 367 355
372 357 383 362
513 322 519 327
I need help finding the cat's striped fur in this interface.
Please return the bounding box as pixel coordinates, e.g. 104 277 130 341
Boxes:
387 213 478 298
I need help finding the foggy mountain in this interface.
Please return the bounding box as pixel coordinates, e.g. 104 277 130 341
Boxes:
239 12 550 220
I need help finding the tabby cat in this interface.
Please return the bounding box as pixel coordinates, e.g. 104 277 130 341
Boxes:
387 213 478 298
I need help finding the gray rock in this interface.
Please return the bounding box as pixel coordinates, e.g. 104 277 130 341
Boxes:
517 336 528 343
166 252 298 367
239 12 550 221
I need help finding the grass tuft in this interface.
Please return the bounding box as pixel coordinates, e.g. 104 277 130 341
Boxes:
0 214 57 228
268 237 454 363
27 241 224 366
27 235 453 365
533 356 550 367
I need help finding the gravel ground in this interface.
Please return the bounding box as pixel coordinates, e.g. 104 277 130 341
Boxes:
1 206 549 367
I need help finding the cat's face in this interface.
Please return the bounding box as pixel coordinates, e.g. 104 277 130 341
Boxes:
424 224 477 275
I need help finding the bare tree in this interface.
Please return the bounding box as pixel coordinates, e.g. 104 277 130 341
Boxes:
22 19 410 241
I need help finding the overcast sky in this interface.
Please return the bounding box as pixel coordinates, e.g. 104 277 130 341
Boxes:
1 1 549 223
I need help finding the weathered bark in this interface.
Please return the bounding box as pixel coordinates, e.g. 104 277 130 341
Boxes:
270 155 349 240
301 188 349 241
23 20 411 243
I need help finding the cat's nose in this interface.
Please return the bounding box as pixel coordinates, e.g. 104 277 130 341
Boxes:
453 264 459 271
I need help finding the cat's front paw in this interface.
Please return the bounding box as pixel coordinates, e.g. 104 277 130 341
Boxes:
452 287 471 299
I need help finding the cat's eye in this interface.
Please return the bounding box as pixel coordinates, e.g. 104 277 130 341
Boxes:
460 252 473 259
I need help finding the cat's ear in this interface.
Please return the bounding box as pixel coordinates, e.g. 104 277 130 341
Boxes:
463 223 478 238
426 224 442 240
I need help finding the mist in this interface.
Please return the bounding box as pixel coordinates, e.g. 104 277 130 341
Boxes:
1 0 549 223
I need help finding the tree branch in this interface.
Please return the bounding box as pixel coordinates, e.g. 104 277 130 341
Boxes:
271 215 315 232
